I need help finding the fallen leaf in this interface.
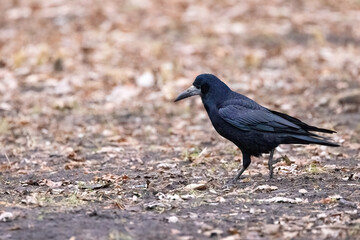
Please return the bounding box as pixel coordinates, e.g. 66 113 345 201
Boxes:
263 224 280 235
253 185 278 192
203 228 223 237
79 182 111 190
184 183 207 191
157 163 177 170
220 234 241 240
319 225 341 238
0 212 14 222
21 193 39 205
45 179 63 188
283 231 298 239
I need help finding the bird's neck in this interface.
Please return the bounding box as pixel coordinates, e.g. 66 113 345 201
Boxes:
202 93 228 116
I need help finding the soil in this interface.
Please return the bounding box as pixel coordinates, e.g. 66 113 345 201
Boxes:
1 0 360 239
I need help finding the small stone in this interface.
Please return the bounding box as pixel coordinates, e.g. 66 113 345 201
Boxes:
168 216 179 223
299 189 308 194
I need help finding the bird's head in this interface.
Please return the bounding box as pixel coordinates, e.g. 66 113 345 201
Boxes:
174 74 230 102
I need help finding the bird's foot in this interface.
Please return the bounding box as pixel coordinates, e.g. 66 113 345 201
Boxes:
224 176 244 187
268 157 284 179
224 178 238 187
224 174 252 187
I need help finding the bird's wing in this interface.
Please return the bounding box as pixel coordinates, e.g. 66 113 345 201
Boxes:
269 110 336 133
218 102 305 133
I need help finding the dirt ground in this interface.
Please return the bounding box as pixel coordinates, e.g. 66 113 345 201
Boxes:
1 0 360 239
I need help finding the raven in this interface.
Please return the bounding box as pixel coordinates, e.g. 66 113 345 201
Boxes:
175 74 339 181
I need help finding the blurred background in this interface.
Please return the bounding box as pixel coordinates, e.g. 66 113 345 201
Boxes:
1 1 360 239
1 0 359 159
1 0 359 149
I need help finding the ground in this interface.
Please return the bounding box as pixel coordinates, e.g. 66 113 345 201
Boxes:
0 0 360 239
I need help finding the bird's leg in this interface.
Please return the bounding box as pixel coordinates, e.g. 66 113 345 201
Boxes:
233 153 251 182
268 149 275 179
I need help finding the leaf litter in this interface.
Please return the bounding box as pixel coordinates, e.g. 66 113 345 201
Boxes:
0 0 360 239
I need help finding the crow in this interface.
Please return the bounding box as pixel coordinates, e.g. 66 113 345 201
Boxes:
175 74 339 182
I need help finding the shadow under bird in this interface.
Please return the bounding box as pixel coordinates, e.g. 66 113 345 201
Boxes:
175 74 339 182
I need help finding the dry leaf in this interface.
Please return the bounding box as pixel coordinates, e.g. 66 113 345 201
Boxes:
184 183 207 191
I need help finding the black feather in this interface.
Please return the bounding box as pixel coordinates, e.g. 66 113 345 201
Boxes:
270 110 336 134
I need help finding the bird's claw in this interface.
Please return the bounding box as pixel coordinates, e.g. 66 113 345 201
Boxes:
268 157 283 179
224 177 239 187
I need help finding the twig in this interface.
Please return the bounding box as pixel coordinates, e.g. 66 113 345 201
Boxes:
3 151 10 164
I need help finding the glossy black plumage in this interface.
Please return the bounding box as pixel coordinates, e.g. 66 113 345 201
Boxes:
175 74 339 181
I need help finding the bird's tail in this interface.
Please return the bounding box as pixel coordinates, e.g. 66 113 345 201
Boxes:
270 110 336 134
287 135 340 147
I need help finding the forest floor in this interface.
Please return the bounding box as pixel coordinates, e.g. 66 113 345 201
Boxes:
0 0 360 239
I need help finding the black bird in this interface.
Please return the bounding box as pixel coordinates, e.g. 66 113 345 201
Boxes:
175 74 339 181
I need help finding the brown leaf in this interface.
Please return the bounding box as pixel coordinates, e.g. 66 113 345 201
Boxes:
263 224 281 235
184 183 207 191
45 179 63 188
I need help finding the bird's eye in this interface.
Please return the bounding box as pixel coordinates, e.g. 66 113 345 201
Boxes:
201 83 209 94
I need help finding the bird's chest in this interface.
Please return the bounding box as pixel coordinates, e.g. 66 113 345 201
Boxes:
204 104 229 133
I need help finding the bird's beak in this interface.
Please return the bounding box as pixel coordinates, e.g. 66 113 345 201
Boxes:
174 85 201 102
